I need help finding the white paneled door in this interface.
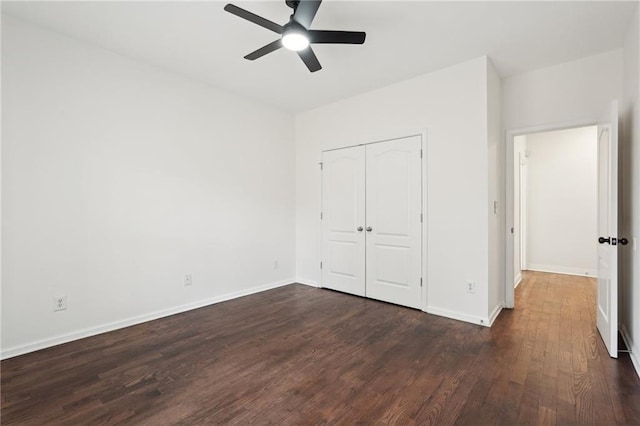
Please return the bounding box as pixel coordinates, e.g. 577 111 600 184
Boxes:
320 135 423 309
321 146 366 296
365 136 422 308
596 101 619 358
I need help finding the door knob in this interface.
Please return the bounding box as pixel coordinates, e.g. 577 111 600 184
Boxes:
598 237 611 244
619 237 629 245
357 226 363 232
366 226 373 232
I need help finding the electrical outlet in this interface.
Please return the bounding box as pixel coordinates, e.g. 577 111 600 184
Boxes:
466 281 476 294
53 295 67 311
184 274 192 286
274 260 279 269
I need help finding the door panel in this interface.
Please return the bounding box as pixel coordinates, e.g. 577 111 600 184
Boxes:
596 101 618 358
321 146 366 296
365 136 422 309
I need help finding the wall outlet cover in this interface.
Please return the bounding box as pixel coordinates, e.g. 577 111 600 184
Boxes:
53 295 67 311
466 281 476 294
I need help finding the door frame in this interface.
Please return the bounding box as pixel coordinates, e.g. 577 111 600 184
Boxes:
519 152 527 274
504 119 598 308
513 150 527 288
319 129 428 311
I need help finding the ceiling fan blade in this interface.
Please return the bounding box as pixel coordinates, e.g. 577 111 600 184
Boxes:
297 47 322 72
224 4 283 34
308 30 366 44
244 40 283 60
293 0 322 29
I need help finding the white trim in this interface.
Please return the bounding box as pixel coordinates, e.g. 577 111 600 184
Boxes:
505 119 600 309
621 324 640 379
519 154 528 272
426 305 491 327
514 272 522 288
296 279 319 288
421 130 428 312
526 264 597 278
318 149 324 289
0 279 294 360
321 129 427 153
488 304 504 326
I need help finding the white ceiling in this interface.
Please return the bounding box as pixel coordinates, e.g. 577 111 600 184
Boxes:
2 1 637 112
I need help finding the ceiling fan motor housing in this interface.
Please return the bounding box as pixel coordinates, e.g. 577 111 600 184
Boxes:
283 20 306 35
285 1 300 11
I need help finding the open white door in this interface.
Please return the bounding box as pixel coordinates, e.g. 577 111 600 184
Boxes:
320 146 366 296
596 101 618 358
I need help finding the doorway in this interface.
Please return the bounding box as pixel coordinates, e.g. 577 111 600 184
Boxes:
505 101 620 358
512 126 599 286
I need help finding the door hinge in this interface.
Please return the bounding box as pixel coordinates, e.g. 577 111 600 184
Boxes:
420 149 423 158
320 261 323 269
420 277 423 287
511 227 514 234
420 213 423 223
319 162 323 170
320 212 323 220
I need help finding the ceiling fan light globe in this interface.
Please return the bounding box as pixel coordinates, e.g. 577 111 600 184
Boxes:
282 33 309 51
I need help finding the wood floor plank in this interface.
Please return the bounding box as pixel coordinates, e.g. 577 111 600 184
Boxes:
2 271 639 424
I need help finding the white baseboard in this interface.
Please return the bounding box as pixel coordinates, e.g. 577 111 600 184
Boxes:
527 264 597 278
0 279 295 360
488 304 504 326
426 305 491 327
620 324 640 379
295 279 319 288
514 272 522 289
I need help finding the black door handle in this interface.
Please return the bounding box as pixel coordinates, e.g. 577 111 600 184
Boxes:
619 238 629 245
599 237 610 244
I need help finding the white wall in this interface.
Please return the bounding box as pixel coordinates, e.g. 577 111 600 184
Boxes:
620 5 640 377
513 135 527 286
503 50 622 130
1 16 296 358
296 57 493 325
487 59 503 321
524 127 598 276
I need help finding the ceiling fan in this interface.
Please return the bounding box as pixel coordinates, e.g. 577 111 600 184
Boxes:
224 0 366 72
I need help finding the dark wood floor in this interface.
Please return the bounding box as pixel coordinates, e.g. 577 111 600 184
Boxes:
2 272 640 425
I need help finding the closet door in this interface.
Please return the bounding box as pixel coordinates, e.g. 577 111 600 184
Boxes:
365 136 422 309
321 146 366 296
